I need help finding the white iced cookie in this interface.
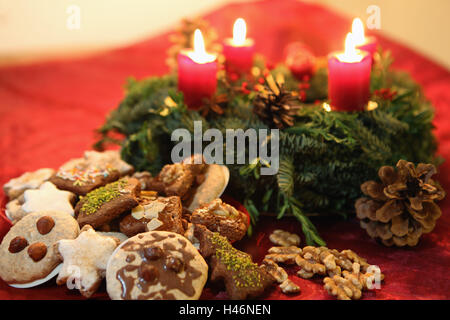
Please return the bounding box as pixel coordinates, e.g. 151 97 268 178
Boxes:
56 225 120 298
84 150 134 176
5 198 23 222
3 168 55 200
187 164 229 212
98 231 129 244
22 182 75 217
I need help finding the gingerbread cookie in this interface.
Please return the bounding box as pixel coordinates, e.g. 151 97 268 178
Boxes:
56 225 120 298
194 225 275 300
76 178 140 229
191 198 248 242
119 195 184 237
50 150 134 195
0 211 79 285
6 182 76 223
3 168 55 200
147 163 195 199
106 231 208 300
131 172 153 190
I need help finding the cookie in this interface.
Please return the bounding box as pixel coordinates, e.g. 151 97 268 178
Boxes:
194 225 275 300
98 231 129 244
131 172 153 190
106 231 208 300
185 164 229 212
119 195 184 237
56 225 120 298
181 154 208 176
50 150 134 195
0 211 80 285
75 178 140 229
3 168 55 200
6 182 76 223
5 198 23 222
147 163 195 198
191 198 248 242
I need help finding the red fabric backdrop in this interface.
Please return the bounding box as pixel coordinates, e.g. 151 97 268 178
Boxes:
0 0 449 300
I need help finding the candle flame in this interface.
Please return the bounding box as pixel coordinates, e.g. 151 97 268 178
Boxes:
322 102 331 112
233 18 247 46
351 18 366 45
188 29 216 63
337 32 363 63
193 29 207 55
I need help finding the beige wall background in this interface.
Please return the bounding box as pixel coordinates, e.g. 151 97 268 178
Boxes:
1 0 449 69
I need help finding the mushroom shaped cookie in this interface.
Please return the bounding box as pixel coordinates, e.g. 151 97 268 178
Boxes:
106 231 208 300
185 164 229 212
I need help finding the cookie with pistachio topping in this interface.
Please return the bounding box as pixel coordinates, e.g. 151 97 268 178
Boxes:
75 178 140 229
194 225 275 300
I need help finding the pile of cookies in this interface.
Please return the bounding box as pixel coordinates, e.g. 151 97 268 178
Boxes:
0 150 266 300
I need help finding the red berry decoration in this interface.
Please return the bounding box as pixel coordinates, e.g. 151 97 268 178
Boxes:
284 42 316 81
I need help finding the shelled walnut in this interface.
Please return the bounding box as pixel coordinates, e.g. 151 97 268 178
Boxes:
260 259 288 283
269 229 301 247
265 246 302 265
279 279 301 294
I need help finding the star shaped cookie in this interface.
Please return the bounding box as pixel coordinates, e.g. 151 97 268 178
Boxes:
56 225 120 298
22 182 75 216
3 168 55 200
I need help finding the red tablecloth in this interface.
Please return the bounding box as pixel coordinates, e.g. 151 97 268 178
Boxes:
0 0 449 300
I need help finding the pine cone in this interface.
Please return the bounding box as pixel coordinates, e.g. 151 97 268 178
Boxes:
355 160 445 247
253 76 300 129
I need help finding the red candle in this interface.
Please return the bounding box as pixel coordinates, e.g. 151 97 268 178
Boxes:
328 33 372 111
223 18 255 75
352 18 378 57
178 29 218 109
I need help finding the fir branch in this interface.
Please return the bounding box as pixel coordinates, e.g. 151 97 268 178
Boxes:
290 203 326 246
277 156 295 197
94 48 440 244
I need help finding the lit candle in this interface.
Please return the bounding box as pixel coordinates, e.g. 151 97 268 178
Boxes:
178 29 218 109
328 33 372 111
352 18 378 57
223 18 255 75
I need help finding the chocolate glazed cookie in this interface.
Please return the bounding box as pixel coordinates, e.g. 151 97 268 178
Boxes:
119 196 184 237
106 231 208 300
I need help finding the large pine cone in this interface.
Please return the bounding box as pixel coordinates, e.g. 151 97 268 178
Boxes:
355 160 445 247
